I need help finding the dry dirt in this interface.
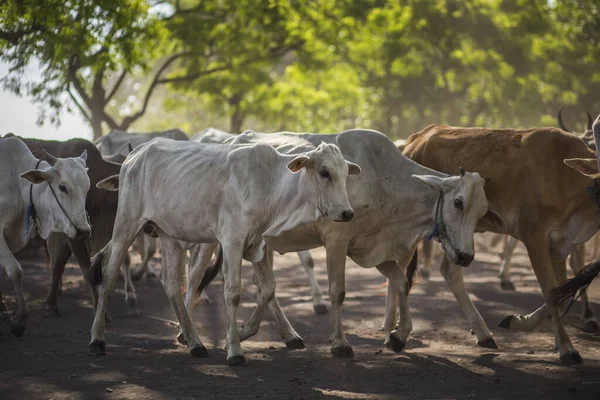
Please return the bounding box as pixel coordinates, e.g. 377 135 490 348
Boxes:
1 237 599 400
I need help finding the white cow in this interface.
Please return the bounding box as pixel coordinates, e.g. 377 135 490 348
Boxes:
188 129 500 357
88 138 360 365
0 137 91 336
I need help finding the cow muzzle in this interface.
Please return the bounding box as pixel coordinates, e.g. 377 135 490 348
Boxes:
75 227 92 240
335 209 354 222
454 251 474 267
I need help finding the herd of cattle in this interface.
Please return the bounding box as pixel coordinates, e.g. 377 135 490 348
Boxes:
1 111 599 367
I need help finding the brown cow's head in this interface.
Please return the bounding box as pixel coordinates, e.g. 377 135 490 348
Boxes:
564 113 600 178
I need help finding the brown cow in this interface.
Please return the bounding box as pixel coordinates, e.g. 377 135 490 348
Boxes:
12 136 124 316
397 116 600 364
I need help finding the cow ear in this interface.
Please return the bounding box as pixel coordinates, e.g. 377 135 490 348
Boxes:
96 175 120 191
479 206 506 231
128 143 133 153
42 149 58 166
564 158 600 179
347 161 361 175
79 149 88 163
411 174 446 190
287 155 310 173
20 170 53 184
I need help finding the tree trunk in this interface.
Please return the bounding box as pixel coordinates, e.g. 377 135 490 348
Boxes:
230 104 244 134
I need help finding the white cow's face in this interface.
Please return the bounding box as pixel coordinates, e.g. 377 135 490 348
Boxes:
287 143 361 222
20 150 91 240
413 170 489 266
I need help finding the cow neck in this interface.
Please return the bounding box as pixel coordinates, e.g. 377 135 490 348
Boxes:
26 159 43 235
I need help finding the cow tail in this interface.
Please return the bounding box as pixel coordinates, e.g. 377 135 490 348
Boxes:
550 259 600 306
196 246 223 296
405 250 419 293
90 244 110 286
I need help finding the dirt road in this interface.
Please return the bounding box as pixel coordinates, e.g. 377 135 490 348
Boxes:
1 241 599 399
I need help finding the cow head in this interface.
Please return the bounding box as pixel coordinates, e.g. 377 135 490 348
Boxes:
413 168 491 266
20 150 91 240
287 142 361 222
564 113 600 179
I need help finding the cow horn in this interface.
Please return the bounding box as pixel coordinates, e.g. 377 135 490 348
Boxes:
558 109 570 132
593 114 600 174
42 149 58 166
459 167 465 177
128 143 134 153
587 111 593 132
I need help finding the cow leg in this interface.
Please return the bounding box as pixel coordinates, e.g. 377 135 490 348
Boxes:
45 235 72 317
297 250 327 315
121 256 137 306
377 260 412 353
326 242 353 357
569 244 599 333
440 256 497 348
180 242 218 344
0 237 28 337
157 234 207 357
502 239 581 364
239 252 276 342
380 278 398 332
499 236 517 291
131 236 158 281
221 240 245 365
420 239 433 279
89 219 142 355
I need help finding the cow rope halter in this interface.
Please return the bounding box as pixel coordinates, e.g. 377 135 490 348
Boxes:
428 191 447 243
27 159 91 237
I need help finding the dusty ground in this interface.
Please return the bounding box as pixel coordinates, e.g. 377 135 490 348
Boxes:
1 236 599 400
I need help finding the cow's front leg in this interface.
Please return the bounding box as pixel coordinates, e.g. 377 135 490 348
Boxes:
221 241 245 365
326 242 352 357
297 250 327 314
440 257 497 349
499 236 517 291
45 235 72 317
377 260 412 353
0 237 29 337
569 244 600 333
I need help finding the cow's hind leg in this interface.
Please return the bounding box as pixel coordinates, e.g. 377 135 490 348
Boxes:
0 236 29 337
239 251 276 342
297 250 327 315
131 235 158 281
440 256 497 348
158 233 208 357
569 244 599 333
377 260 412 353
221 240 245 365
45 235 72 317
420 239 433 279
499 236 517 291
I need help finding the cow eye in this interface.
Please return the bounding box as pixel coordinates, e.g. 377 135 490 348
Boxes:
319 170 331 180
58 184 68 194
454 198 463 210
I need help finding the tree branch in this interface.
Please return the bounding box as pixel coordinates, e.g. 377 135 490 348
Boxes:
106 69 127 103
67 85 92 123
0 20 44 45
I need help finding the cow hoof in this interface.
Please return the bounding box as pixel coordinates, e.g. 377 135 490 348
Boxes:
560 350 584 365
285 337 306 349
498 315 514 329
89 340 106 356
331 345 354 358
477 337 498 349
582 320 600 334
227 355 247 366
387 334 405 353
500 281 516 291
313 304 328 315
126 296 137 307
177 332 188 345
9 321 25 337
419 269 430 280
190 345 209 358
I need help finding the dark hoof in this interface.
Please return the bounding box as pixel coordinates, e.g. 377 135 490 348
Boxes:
313 304 328 315
331 345 354 358
190 345 209 358
388 333 406 353
177 332 188 345
227 355 247 366
500 280 516 291
9 321 25 337
420 269 430 279
560 350 584 365
582 320 600 334
477 337 498 349
89 340 106 356
498 315 515 329
285 337 306 349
